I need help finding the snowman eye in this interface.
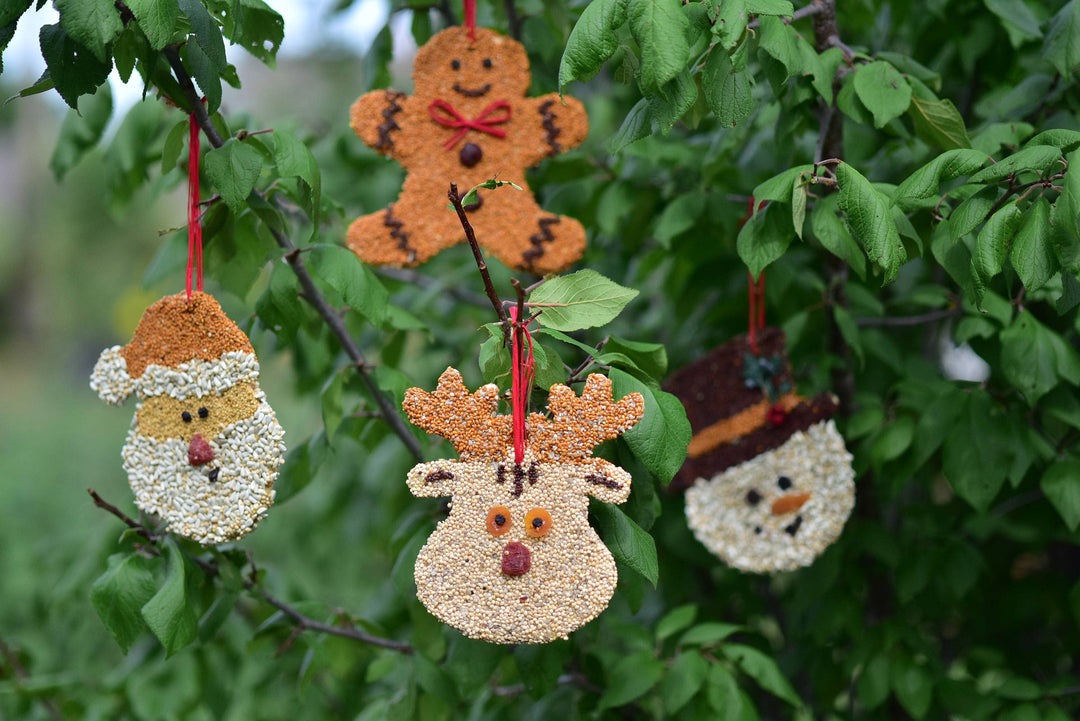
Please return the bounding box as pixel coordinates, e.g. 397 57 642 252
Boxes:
198 406 209 418
745 489 762 506
777 475 793 490
181 411 192 423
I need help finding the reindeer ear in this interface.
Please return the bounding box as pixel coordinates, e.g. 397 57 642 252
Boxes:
90 346 138 406
406 461 461 498
581 461 632 505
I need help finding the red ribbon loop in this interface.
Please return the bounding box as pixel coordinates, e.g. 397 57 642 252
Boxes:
186 107 204 301
428 99 512 150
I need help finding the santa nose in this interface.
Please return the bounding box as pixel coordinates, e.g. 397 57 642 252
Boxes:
771 492 811 515
187 434 214 466
501 541 531 576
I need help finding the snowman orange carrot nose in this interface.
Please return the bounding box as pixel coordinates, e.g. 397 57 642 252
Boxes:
771 492 810 515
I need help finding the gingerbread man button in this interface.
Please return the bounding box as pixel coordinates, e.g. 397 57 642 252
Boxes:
347 26 589 274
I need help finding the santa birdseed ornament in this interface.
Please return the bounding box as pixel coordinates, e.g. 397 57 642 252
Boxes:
666 327 855 573
89 111 285 545
346 15 589 274
402 366 644 644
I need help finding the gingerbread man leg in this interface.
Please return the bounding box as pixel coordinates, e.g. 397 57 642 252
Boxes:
468 185 586 274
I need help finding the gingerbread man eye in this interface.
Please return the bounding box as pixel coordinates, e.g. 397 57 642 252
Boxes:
451 59 461 70
525 508 552 538
486 506 511 536
483 58 492 68
181 411 192 423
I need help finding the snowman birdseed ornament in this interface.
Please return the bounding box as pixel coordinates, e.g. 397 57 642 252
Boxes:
402 367 644 644
666 328 855 573
90 293 286 544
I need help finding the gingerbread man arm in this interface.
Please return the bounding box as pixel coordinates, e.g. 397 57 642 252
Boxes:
350 89 416 162
518 94 589 167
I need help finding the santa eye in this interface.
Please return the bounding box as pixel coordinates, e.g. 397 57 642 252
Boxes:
777 476 793 490
525 508 552 538
486 506 511 536
745 489 762 506
451 59 461 70
181 411 192 423
198 406 209 418
483 58 492 68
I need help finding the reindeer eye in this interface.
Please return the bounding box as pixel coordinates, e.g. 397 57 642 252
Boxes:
181 411 192 423
198 406 209 418
451 59 461 70
486 506 512 536
525 508 552 538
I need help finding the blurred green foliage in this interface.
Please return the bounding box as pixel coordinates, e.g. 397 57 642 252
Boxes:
1 0 1080 719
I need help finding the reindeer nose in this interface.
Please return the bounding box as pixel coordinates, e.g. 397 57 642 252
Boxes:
187 434 214 466
771 492 811 516
501 541 531 576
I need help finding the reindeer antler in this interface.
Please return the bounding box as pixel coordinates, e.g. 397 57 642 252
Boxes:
403 367 513 461
530 374 645 464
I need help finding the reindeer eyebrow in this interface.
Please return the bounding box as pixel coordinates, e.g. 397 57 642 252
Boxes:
425 469 454 484
585 474 623 490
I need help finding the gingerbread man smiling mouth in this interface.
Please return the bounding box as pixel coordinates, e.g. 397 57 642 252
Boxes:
346 26 589 274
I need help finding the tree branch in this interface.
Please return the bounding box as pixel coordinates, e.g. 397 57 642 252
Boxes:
856 307 960 327
0 636 65 721
448 183 512 344
163 46 422 462
503 0 523 40
748 2 825 29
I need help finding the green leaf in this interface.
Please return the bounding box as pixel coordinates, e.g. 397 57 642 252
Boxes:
160 118 187 175
656 604 697 642
628 0 690 96
91 553 157 653
591 502 659 586
1000 311 1080 404
908 94 972 150
737 201 794 278
853 61 912 128
125 0 180 50
307 245 389 326
706 665 746 720
1043 0 1080 79
753 165 812 203
811 193 866 280
895 149 989 209
662 651 709 714
722 644 801 706
703 47 753 128
1010 197 1057 291
178 0 226 70
679 622 742 646
943 391 1011 511
745 0 794 15
529 269 639 331
858 655 892 710
610 368 691 484
49 81 112 180
646 70 698 134
203 138 263 212
837 162 907 283
891 657 933 719
949 186 996 241
321 369 345 440
972 202 1022 283
712 0 748 50
792 182 807 239
55 0 123 62
833 305 863 364
757 16 801 81
1042 459 1080 530
141 540 198 657
605 336 668 379
255 259 303 341
273 130 322 235
985 0 1043 47
559 0 628 89
654 189 705 247
1026 128 1080 152
609 97 650 153
478 327 510 386
38 23 111 109
597 649 665 710
221 0 284 65
969 145 1062 184
183 36 222 113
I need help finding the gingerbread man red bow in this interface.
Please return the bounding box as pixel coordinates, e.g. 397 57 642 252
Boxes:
347 26 589 274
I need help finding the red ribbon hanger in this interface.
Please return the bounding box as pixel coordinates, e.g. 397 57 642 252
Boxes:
428 99 512 150
740 197 767 354
509 306 535 464
186 106 204 301
464 0 476 41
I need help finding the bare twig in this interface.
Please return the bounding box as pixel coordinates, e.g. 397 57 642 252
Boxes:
377 267 490 308
162 47 422 462
856 307 960 327
88 488 155 542
503 0 523 40
0 636 65 721
448 183 511 343
748 1 825 29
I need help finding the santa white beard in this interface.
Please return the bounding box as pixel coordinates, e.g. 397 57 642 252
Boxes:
121 398 286 544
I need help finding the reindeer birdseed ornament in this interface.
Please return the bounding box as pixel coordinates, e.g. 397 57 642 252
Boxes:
89 112 285 545
667 327 855 573
346 9 589 274
402 367 644 644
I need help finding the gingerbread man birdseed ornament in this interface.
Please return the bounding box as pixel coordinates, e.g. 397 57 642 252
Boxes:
402 368 644 644
347 25 589 274
91 293 286 545
666 328 856 573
